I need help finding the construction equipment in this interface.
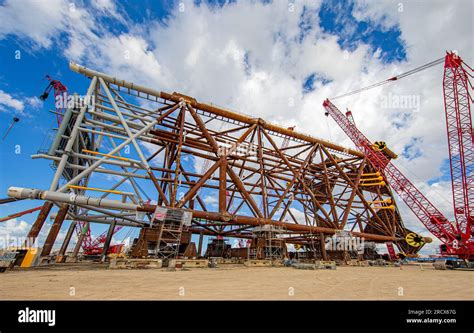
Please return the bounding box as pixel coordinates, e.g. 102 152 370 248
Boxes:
324 52 473 259
0 250 17 273
386 242 397 260
39 75 67 125
405 232 427 248
433 258 474 270
84 244 124 257
2 116 20 141
7 247 41 268
79 224 124 257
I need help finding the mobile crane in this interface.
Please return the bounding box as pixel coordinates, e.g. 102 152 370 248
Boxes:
324 52 473 259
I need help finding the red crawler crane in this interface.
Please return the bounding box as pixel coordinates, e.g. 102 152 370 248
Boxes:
80 226 124 256
39 75 68 126
324 52 473 259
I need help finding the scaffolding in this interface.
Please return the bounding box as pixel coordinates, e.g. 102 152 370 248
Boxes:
250 225 287 260
130 207 192 258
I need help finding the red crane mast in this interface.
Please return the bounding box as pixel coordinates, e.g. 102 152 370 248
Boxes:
323 52 473 259
442 53 474 243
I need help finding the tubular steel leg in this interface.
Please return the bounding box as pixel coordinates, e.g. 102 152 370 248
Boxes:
72 225 87 259
101 220 117 263
41 204 69 257
198 232 204 257
320 232 328 261
24 201 53 247
56 221 77 263
50 77 97 191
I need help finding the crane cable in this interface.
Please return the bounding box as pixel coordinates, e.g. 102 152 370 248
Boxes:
331 57 445 100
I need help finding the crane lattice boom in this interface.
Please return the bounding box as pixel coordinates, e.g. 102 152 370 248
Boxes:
323 52 474 259
323 99 456 244
443 52 474 242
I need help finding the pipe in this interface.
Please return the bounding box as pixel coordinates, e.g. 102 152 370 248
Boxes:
50 77 98 191
69 62 364 158
48 106 74 156
50 213 143 227
183 210 398 242
101 220 116 262
41 203 69 257
25 201 53 243
57 221 77 262
72 223 87 258
9 186 398 242
8 187 138 211
66 185 134 196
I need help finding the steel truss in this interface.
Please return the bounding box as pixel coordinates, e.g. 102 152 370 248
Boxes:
8 62 418 259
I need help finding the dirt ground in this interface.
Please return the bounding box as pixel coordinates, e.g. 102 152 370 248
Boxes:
0 263 472 300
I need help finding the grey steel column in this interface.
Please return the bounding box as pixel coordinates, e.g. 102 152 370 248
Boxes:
198 232 204 257
56 221 77 263
101 220 117 263
50 77 98 191
72 223 88 259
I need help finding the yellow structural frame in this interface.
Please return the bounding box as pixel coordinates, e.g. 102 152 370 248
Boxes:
82 149 131 162
67 184 128 195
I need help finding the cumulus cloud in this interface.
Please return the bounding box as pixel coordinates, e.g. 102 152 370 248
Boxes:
0 90 44 116
0 90 24 113
25 96 43 110
0 218 72 251
0 0 66 48
203 195 218 207
0 218 30 241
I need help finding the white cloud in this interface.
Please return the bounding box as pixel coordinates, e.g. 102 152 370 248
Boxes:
203 195 218 206
0 218 30 241
0 0 66 48
91 0 118 14
0 218 72 251
0 90 44 116
0 90 24 113
25 96 43 110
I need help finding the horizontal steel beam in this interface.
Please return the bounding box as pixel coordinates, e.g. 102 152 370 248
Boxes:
50 213 143 227
9 186 398 242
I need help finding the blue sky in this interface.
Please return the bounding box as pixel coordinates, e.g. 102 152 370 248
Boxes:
0 0 471 254
319 0 406 63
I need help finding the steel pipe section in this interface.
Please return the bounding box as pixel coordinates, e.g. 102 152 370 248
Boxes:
8 187 138 211
8 186 398 242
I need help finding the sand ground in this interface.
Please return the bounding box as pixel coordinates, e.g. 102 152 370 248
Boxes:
0 263 472 300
